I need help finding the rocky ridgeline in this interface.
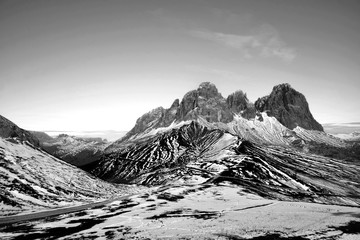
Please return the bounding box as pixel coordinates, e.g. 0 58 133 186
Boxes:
92 121 229 184
117 82 323 144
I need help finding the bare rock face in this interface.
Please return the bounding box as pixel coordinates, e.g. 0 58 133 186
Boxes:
255 83 323 131
226 90 248 113
0 115 40 146
126 107 166 137
176 82 233 123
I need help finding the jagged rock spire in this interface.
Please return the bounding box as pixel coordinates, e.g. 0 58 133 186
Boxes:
255 83 323 131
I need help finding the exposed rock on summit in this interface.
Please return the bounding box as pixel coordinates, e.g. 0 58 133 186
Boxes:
255 83 323 131
175 82 233 123
226 90 248 113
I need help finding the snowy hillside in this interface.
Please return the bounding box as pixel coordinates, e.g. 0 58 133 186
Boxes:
0 138 135 216
92 121 360 206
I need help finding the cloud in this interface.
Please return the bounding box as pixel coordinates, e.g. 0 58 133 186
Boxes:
189 25 296 62
187 65 244 81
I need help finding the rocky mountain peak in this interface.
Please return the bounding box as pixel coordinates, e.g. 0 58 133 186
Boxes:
170 99 180 109
226 90 249 113
197 82 220 99
176 82 232 123
255 83 323 131
272 83 292 92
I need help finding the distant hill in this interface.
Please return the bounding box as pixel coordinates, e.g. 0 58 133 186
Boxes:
323 122 360 134
31 132 110 167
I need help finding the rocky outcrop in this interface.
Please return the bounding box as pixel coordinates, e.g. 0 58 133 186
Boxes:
0 115 40 146
255 83 323 131
226 90 248 113
124 107 166 139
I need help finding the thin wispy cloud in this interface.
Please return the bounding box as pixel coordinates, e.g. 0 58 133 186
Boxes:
190 25 297 62
186 65 245 81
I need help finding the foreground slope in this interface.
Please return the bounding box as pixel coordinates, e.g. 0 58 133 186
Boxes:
2 184 360 240
0 137 134 216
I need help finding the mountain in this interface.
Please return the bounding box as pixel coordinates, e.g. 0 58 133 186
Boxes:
92 120 359 206
43 130 128 142
30 131 53 143
116 82 235 144
0 116 135 216
89 83 359 207
0 115 39 147
114 82 323 147
31 132 109 167
323 122 360 135
255 83 323 131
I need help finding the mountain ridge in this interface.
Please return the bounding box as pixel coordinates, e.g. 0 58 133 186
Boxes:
116 82 323 145
92 120 359 206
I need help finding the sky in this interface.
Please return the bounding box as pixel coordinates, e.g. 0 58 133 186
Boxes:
0 0 359 131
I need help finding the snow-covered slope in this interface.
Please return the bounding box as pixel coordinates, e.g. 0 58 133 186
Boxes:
109 112 347 150
92 121 360 206
3 184 360 240
0 138 133 216
225 113 298 146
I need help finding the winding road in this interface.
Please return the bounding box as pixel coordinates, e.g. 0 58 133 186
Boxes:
0 194 134 226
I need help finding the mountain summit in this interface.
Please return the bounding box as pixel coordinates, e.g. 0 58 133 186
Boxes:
175 82 233 123
119 82 322 143
255 83 323 131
